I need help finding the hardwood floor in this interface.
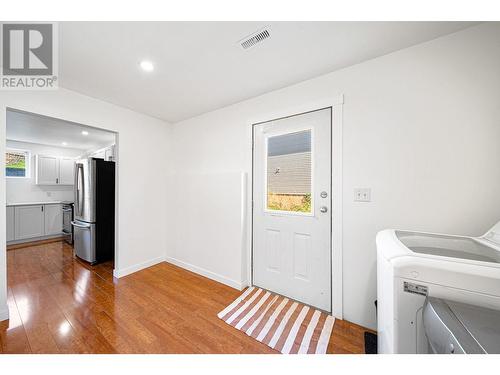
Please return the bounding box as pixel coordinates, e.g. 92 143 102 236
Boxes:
1 241 371 354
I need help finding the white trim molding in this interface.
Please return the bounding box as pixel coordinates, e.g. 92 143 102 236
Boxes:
331 100 343 320
248 95 344 319
247 95 344 127
165 256 246 291
113 256 165 278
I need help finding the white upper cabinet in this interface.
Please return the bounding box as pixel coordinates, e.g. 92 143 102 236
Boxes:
36 155 59 184
104 146 115 161
35 155 75 185
90 144 115 161
91 149 105 159
59 158 75 185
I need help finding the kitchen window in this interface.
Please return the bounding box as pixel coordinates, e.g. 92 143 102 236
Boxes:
6 149 30 178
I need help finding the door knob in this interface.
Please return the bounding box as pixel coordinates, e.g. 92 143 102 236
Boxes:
320 206 328 213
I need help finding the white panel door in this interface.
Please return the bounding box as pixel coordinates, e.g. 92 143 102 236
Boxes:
15 205 44 240
6 206 15 242
253 108 332 311
36 155 59 185
59 158 75 185
44 204 63 235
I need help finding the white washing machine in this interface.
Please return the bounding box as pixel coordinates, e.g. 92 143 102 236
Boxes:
376 221 500 354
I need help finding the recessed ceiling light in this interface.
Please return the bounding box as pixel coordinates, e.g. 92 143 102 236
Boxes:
62 142 67 146
139 60 154 72
81 130 89 136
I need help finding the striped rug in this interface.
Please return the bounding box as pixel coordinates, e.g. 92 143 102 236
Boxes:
217 287 335 354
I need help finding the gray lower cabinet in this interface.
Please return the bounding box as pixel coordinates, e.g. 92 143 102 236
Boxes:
6 206 15 242
15 205 45 240
11 204 63 242
44 204 63 236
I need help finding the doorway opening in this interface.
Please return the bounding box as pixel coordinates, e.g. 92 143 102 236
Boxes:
5 108 118 278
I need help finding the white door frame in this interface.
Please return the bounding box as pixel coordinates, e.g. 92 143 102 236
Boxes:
248 95 344 319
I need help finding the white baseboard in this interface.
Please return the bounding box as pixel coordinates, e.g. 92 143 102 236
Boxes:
0 304 9 322
112 255 248 291
113 256 165 278
7 233 64 246
165 256 246 290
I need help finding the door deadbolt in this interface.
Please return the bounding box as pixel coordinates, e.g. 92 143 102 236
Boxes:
320 191 328 198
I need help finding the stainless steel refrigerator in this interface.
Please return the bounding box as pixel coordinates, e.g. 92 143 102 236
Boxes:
72 158 115 264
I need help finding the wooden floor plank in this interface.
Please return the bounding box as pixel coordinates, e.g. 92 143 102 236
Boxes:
0 288 32 353
1 240 372 354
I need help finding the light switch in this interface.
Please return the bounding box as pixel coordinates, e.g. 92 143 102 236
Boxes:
354 188 371 202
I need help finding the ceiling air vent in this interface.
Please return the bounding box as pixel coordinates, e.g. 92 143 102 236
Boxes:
239 27 271 50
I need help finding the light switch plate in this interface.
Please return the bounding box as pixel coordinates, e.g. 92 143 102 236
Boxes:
354 188 371 202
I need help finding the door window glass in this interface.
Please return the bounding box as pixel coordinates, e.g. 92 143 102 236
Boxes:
266 130 312 212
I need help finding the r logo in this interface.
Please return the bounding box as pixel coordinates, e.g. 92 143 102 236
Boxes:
2 23 53 76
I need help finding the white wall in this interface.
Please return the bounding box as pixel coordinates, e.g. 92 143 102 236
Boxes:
168 23 500 330
6 140 83 203
0 88 172 321
166 172 247 289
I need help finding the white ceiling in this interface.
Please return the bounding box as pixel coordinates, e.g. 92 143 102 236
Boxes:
6 109 116 151
59 22 477 123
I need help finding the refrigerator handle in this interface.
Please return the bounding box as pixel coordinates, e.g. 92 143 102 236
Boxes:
76 164 84 216
71 221 91 229
75 165 79 215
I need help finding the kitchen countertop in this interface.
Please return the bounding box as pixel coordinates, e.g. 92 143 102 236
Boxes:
6 201 73 207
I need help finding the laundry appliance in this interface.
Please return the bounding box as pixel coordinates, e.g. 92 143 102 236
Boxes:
376 221 500 353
